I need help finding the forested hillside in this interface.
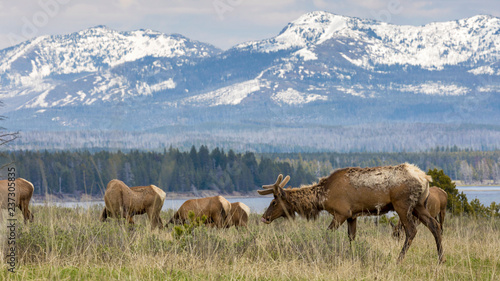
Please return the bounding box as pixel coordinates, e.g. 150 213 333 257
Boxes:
4 147 316 196
2 147 499 196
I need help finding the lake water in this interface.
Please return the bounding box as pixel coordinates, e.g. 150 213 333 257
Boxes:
162 197 273 213
34 186 500 212
35 196 274 214
456 186 500 206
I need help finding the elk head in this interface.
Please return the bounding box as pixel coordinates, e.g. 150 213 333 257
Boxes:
258 174 293 224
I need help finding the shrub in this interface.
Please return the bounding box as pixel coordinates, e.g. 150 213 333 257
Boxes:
427 169 499 217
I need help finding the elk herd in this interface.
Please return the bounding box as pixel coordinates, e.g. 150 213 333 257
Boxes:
1 163 448 263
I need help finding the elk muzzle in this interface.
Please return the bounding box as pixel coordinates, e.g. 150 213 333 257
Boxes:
261 216 271 224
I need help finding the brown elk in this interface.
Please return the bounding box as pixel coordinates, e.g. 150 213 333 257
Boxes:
166 196 231 228
227 202 250 228
392 186 447 238
258 164 445 263
100 179 166 229
0 178 34 223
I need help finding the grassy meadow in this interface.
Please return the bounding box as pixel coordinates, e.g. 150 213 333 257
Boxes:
1 205 499 280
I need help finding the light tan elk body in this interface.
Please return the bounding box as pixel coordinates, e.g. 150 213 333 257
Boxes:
0 178 34 223
228 202 250 228
258 164 445 263
392 186 447 238
167 196 231 228
100 179 166 229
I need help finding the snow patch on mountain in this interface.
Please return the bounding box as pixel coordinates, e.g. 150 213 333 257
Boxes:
339 53 372 69
136 79 176 95
0 36 48 73
396 83 470 96
272 88 328 105
22 87 54 108
183 79 264 106
478 85 500 92
20 72 158 108
468 66 499 75
335 85 369 98
294 48 318 61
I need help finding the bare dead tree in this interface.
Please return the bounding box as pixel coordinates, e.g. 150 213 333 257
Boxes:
0 100 20 170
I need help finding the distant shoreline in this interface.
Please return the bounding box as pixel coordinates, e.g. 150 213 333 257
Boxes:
30 184 500 204
453 180 500 186
31 191 260 204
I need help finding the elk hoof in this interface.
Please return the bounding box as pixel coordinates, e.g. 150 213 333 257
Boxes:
439 256 446 264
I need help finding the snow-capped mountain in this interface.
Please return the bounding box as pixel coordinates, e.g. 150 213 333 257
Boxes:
0 26 219 77
1 12 499 150
0 26 220 110
238 12 500 69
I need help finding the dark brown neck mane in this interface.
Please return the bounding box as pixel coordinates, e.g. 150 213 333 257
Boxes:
282 177 329 220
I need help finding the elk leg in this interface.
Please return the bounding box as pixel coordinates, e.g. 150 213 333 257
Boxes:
156 216 164 230
347 217 357 241
392 220 404 239
121 207 128 219
215 215 225 228
413 204 445 263
394 207 417 263
167 214 181 226
126 214 135 224
148 208 164 230
438 210 445 235
149 209 164 230
327 213 348 230
100 208 108 222
19 201 31 223
147 208 156 229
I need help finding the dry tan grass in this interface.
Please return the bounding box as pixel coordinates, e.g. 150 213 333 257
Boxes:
1 205 499 280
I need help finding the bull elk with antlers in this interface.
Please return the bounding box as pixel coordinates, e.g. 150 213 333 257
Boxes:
258 163 445 263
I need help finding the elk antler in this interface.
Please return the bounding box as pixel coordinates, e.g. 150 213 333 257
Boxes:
258 174 290 195
263 174 282 189
279 175 290 189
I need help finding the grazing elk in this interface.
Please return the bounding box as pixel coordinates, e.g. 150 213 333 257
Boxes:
100 179 166 229
0 178 34 223
227 202 250 228
392 186 447 238
166 196 231 228
258 164 445 263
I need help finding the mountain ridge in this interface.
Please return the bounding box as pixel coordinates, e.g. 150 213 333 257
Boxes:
1 11 499 151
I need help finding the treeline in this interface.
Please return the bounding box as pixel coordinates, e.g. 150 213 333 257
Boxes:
268 148 500 184
3 147 500 197
5 147 316 196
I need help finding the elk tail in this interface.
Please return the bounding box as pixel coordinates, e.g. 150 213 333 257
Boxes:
424 192 430 209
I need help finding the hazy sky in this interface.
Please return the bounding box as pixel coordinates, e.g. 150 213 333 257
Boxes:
1 0 498 50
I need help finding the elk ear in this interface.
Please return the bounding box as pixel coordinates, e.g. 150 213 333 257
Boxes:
277 186 287 200
258 189 274 195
